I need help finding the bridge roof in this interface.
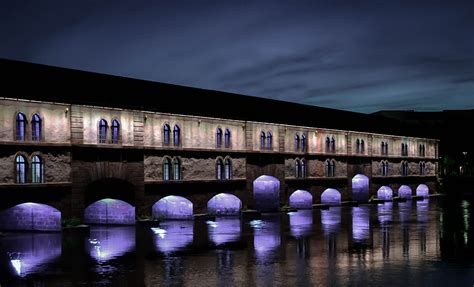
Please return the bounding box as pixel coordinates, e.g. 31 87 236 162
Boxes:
0 58 435 139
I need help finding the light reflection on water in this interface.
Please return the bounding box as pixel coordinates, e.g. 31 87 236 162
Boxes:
2 200 474 286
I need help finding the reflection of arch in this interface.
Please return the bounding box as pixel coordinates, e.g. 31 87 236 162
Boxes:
0 203 61 231
153 196 193 220
352 174 369 202
207 193 242 216
321 207 341 235
398 185 412 199
416 184 429 197
352 206 370 242
377 186 393 200
321 188 341 205
253 175 280 211
84 198 135 225
289 190 313 209
153 220 194 254
289 210 313 237
87 226 135 262
208 218 241 245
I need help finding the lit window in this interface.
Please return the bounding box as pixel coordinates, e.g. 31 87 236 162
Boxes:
31 155 43 183
173 158 181 180
225 129 231 148
260 131 266 150
15 154 26 183
267 131 272 150
31 114 41 141
163 158 171 180
216 158 223 179
301 159 306 178
216 128 222 147
98 119 107 143
301 134 306 152
225 158 232 179
295 134 300 152
111 119 120 144
16 112 26 141
295 159 300 177
173 125 180 146
163 124 170 145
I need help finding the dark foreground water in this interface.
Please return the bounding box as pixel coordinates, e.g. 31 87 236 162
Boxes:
1 199 474 286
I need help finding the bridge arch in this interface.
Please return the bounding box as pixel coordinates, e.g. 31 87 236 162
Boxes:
289 190 313 209
377 186 393 200
84 198 135 225
0 202 61 231
352 174 369 202
398 185 412 199
207 193 242 216
321 188 341 205
416 184 429 198
253 175 280 211
153 195 193 220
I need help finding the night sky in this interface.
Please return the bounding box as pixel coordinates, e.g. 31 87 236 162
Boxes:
1 0 473 113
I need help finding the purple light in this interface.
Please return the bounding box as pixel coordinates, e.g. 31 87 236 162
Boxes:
289 190 313 209
398 201 412 223
86 226 135 262
208 218 241 245
289 210 313 237
253 175 280 211
378 202 393 224
417 199 429 223
321 188 341 205
0 203 61 231
152 196 193 220
398 185 412 199
352 174 369 202
207 193 242 216
253 215 280 261
1 232 61 276
321 207 341 235
377 186 393 200
352 206 370 241
84 198 135 225
416 184 429 198
153 220 194 254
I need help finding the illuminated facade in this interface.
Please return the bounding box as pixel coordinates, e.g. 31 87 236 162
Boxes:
0 59 438 230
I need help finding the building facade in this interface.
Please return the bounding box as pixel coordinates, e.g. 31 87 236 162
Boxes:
0 94 438 230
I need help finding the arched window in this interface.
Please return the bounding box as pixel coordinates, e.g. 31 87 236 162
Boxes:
295 134 300 152
15 154 26 183
31 155 43 183
381 160 388 176
295 159 300 178
301 134 306 152
267 131 272 150
331 160 336 177
16 112 26 141
325 159 330 177
361 139 365 154
111 119 120 144
381 141 388 155
163 157 171 181
163 124 171 145
225 129 231 148
225 158 232 179
216 128 222 147
173 125 180 146
356 139 360 153
401 161 408 176
31 114 41 141
216 158 223 179
401 143 408 156
98 119 107 143
260 131 266 150
419 144 425 157
331 137 336 153
301 159 306 178
419 161 426 175
173 158 181 180
325 137 331 152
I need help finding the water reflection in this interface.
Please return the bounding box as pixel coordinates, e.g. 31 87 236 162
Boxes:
398 201 412 257
352 206 370 243
416 199 429 255
378 202 393 224
289 210 313 238
208 218 241 246
153 220 194 254
87 226 135 262
0 233 61 277
321 207 341 236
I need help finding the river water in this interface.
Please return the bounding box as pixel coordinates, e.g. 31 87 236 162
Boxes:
1 198 474 286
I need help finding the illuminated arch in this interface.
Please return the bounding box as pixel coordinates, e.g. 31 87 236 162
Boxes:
153 195 193 220
352 174 369 202
321 188 341 205
289 190 312 209
0 202 61 231
253 175 280 211
416 184 429 198
207 193 242 216
84 198 135 225
398 185 412 199
377 186 393 200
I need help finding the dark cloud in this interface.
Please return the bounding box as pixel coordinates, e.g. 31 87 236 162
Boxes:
1 0 473 113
